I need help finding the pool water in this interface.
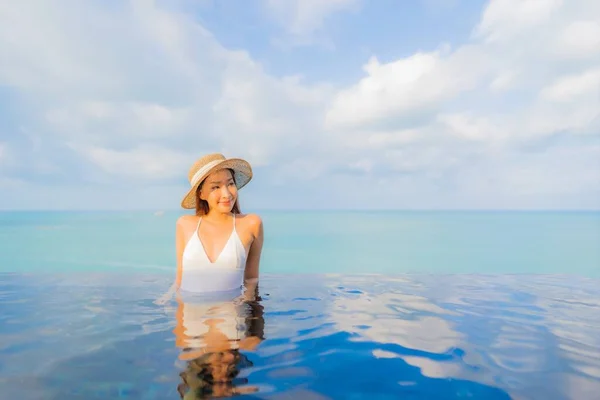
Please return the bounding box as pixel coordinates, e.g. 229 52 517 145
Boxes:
1 272 599 399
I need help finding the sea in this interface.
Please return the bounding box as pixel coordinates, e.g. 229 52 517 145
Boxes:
1 210 599 399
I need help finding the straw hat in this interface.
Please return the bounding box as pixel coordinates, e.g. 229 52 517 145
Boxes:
181 153 253 209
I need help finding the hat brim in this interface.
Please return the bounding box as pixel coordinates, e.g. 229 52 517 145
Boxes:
180 158 253 209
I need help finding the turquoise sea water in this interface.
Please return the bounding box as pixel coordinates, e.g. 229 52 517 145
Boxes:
1 210 599 276
1 210 600 399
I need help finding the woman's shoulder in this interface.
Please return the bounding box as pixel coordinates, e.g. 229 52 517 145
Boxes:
238 212 262 224
176 214 198 227
237 213 263 234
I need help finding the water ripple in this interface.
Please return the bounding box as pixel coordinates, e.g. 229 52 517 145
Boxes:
1 272 599 399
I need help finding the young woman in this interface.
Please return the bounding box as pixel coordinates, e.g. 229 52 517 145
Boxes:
154 154 266 398
155 153 264 304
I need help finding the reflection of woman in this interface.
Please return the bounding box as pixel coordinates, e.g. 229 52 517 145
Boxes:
174 291 265 398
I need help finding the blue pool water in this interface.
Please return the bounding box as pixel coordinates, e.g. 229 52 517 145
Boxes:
1 211 599 398
1 272 599 399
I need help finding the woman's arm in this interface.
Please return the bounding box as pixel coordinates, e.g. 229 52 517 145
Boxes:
243 214 264 300
155 216 187 305
174 216 186 288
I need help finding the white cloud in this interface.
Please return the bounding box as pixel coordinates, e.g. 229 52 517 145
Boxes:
0 142 24 173
539 68 600 103
474 0 565 43
471 1 600 99
437 113 506 142
555 20 600 59
459 145 600 199
211 53 331 167
0 0 328 184
66 143 191 181
0 0 599 209
321 0 600 209
324 45 491 130
44 101 195 145
263 0 360 37
489 70 518 92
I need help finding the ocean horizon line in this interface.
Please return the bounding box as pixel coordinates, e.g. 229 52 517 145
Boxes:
1 208 599 213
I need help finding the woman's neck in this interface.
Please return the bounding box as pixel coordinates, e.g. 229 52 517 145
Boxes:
202 210 233 223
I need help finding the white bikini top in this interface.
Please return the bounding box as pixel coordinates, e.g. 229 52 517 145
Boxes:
180 214 247 294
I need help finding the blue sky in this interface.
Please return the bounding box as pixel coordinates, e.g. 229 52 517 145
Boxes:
0 0 599 210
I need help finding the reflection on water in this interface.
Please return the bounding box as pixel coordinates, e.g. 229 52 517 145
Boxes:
0 273 599 399
173 288 265 398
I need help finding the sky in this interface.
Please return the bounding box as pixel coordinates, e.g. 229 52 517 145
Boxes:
0 0 599 211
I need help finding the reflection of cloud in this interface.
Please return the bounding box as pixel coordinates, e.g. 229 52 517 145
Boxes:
419 274 600 399
323 274 600 398
526 276 600 388
372 339 467 380
402 356 465 379
326 276 469 387
329 287 463 354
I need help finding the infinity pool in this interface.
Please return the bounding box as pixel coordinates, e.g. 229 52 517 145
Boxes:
1 272 599 399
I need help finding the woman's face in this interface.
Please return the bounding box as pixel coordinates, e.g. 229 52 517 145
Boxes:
198 169 238 213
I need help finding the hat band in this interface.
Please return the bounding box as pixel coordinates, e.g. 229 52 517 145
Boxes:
190 159 224 188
